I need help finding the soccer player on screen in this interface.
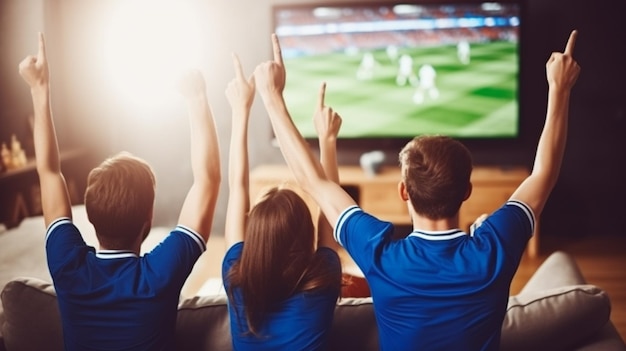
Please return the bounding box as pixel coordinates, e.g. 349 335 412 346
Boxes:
413 63 440 104
357 52 378 81
458 39 471 65
386 44 399 62
253 29 579 351
396 53 418 86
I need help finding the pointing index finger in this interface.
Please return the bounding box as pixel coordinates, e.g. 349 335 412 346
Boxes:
38 32 46 61
271 33 283 66
232 53 244 80
564 30 577 56
318 82 327 109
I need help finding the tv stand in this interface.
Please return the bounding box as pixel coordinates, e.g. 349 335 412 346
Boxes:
250 164 538 257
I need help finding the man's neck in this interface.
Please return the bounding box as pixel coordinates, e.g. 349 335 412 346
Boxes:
97 237 142 255
411 213 461 232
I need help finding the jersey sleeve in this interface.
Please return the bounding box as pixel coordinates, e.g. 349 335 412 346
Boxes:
474 200 535 267
142 225 206 289
45 217 93 280
333 206 394 275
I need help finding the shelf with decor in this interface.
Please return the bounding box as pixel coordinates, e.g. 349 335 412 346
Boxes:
0 148 90 229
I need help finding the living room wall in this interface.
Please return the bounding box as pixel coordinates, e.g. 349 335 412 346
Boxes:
1 0 624 237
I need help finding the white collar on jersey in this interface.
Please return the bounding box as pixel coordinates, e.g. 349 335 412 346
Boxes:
95 250 138 259
408 229 468 241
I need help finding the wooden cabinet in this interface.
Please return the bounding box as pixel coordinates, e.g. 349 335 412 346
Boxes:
250 164 538 257
0 149 89 229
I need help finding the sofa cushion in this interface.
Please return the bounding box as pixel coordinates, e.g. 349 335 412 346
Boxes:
0 277 64 351
501 284 611 351
175 295 381 351
519 251 588 293
330 297 378 351
176 294 232 351
1 277 616 351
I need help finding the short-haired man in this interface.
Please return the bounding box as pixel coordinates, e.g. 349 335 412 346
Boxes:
253 30 580 350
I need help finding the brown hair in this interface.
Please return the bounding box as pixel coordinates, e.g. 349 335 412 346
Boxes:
226 187 341 336
399 135 472 219
84 152 156 249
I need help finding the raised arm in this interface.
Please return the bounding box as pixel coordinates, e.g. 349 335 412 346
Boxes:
224 54 255 249
253 34 356 229
510 30 580 216
177 70 221 242
18 32 72 227
314 82 342 250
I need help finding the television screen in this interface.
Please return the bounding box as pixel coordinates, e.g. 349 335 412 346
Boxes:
273 1 521 140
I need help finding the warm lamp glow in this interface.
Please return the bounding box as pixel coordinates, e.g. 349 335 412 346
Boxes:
102 0 203 110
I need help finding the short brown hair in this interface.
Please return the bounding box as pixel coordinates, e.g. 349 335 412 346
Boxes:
84 152 155 249
399 135 472 219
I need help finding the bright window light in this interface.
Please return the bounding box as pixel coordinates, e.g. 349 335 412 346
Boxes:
102 0 203 110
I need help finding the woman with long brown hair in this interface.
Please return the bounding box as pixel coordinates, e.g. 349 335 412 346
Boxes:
221 54 342 350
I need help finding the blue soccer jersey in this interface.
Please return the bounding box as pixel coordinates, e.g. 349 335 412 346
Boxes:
46 218 206 351
334 201 534 351
222 242 341 351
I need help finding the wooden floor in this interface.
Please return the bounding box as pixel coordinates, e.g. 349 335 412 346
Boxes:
511 235 626 340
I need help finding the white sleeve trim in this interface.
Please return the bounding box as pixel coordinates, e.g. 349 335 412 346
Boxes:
507 200 535 235
175 225 207 253
333 205 361 247
45 217 72 243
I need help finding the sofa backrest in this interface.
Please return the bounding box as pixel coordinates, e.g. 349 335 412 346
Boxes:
174 294 379 351
0 277 381 351
0 277 64 351
176 294 231 351
1 275 614 351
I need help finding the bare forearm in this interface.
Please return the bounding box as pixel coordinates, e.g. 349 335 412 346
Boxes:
532 88 571 185
178 92 221 239
319 138 339 184
31 87 61 174
228 115 250 190
318 137 340 249
19 32 71 225
225 111 249 246
187 95 221 184
511 87 571 214
510 30 579 217
31 87 72 225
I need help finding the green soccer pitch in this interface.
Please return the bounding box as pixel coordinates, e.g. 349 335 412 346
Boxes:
282 41 519 139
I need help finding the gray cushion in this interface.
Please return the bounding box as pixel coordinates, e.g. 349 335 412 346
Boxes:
0 275 616 351
501 284 611 351
520 251 587 293
0 277 64 351
176 294 232 351
330 297 378 351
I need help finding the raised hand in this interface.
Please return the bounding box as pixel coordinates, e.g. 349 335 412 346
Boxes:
225 53 255 113
314 82 342 141
546 30 580 90
18 32 49 89
254 33 286 99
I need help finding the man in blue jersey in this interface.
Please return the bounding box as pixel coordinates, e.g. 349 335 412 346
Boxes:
253 30 579 351
18 32 221 350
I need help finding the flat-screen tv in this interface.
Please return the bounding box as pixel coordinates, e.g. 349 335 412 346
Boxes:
272 1 522 145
